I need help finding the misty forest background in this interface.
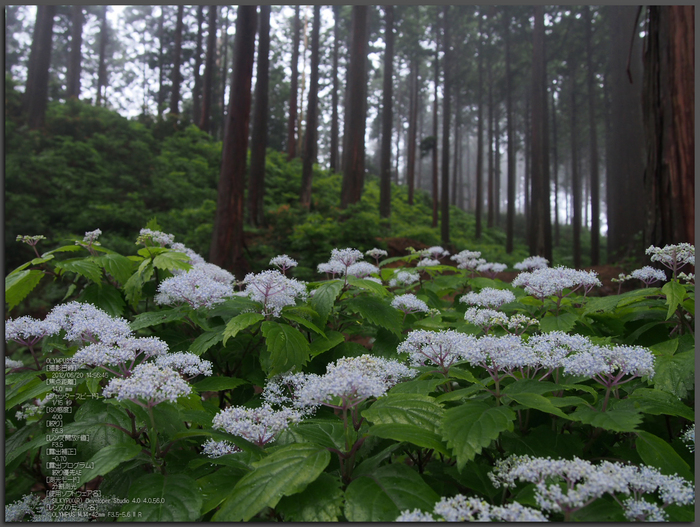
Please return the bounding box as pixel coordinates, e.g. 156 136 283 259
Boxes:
4 5 694 296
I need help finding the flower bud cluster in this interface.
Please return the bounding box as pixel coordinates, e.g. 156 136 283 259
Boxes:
102 362 192 405
417 257 441 267
365 248 388 263
681 424 694 452
346 261 380 280
451 249 487 271
15 234 46 246
5 316 61 347
391 294 430 315
269 254 298 274
44 302 132 345
155 267 235 310
421 246 450 259
241 269 307 317
463 307 508 331
628 266 666 286
514 255 550 271
460 287 516 308
201 438 240 458
211 404 302 448
397 329 476 372
645 243 694 273
169 242 207 266
5 357 24 370
317 248 365 277
82 229 102 244
388 270 420 287
15 393 56 421
137 228 175 247
512 266 601 299
476 262 507 278
155 352 213 378
397 495 547 522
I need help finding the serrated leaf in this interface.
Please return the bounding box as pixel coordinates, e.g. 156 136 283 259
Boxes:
309 330 345 357
152 251 193 272
583 294 621 314
368 423 448 454
79 282 125 317
5 378 51 410
123 271 144 306
97 253 134 285
502 379 560 396
120 473 202 521
440 401 515 470
260 321 311 376
662 280 687 320
54 258 103 283
276 472 344 522
73 443 142 489
636 431 694 482
129 307 188 331
346 296 402 335
652 351 695 399
5 269 44 310
503 392 573 420
344 464 439 522
292 420 347 451
223 312 264 345
43 244 83 256
623 388 694 420
310 280 344 325
346 275 389 296
213 443 330 521
389 378 449 395
282 313 326 337
572 407 642 432
539 312 579 333
192 377 247 393
362 393 443 433
197 467 247 515
188 327 224 355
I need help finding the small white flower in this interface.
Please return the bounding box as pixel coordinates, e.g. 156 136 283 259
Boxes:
102 362 191 405
464 307 508 330
646 243 695 271
366 248 388 260
212 404 301 446
397 329 475 370
681 424 695 452
270 254 298 273
422 246 450 259
476 262 507 277
5 357 24 370
514 255 549 271
83 228 102 243
460 287 516 308
45 302 132 345
241 269 307 318
138 228 175 247
629 266 666 285
155 268 234 309
156 352 213 377
346 261 380 279
417 257 441 267
5 315 61 346
389 270 420 287
201 438 241 458
391 294 430 315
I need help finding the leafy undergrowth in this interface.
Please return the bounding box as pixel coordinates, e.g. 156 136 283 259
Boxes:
5 227 695 522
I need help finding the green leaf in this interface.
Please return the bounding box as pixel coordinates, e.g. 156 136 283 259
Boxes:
189 327 224 356
291 420 347 451
653 351 695 399
539 312 579 333
572 407 642 432
346 275 389 296
213 443 331 521
368 423 448 454
119 473 203 521
5 378 51 410
192 377 247 393
54 258 103 283
223 312 265 345
636 431 694 482
623 388 694 420
344 464 439 522
310 280 344 325
197 467 247 515
309 330 345 357
440 401 515 470
583 294 621 314
5 270 44 310
42 244 83 256
152 251 193 272
503 392 573 420
346 295 403 335
73 443 142 489
79 282 125 317
282 313 326 337
129 307 188 331
123 272 144 306
362 393 444 433
662 280 687 320
502 379 560 396
276 473 344 522
97 253 135 285
260 321 311 377
389 378 449 395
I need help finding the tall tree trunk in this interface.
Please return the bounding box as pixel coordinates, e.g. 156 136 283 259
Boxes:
200 6 217 132
297 9 309 157
299 5 321 209
169 5 184 115
192 6 205 126
643 6 695 248
570 55 581 268
431 20 439 229
451 85 460 207
379 5 395 219
524 93 530 224
248 6 271 226
406 57 419 205
440 5 451 246
95 6 108 107
219 6 231 130
529 6 552 261
475 15 484 239
505 8 516 253
66 6 83 100
157 8 165 117
550 85 560 247
24 5 55 129
329 5 341 172
287 6 301 159
340 6 369 209
210 6 257 274
487 61 494 228
495 108 501 226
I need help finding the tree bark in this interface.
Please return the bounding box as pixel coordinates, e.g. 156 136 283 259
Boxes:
169 5 184 116
570 54 581 268
584 7 600 264
192 6 205 126
248 6 271 226
340 6 369 209
24 5 55 129
157 8 165 117
66 6 83 100
286 6 301 160
95 6 108 107
475 15 484 239
487 60 494 229
379 6 395 219
219 6 231 129
406 57 419 205
299 5 321 209
505 8 516 253
200 6 217 132
209 6 257 274
431 18 439 229
329 5 341 172
550 85 560 247
440 5 451 246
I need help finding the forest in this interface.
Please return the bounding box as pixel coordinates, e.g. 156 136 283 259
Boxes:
4 5 695 523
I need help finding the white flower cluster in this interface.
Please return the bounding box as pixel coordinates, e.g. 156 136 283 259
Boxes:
476 262 508 277
464 307 508 330
5 491 116 522
490 455 694 520
397 330 476 371
138 228 175 247
263 355 416 411
366 248 388 261
317 248 365 277
514 255 550 271
507 314 540 333
15 393 56 421
629 266 666 286
561 343 655 380
241 269 308 317
346 261 380 280
201 438 240 458
5 357 24 370
397 495 547 522
44 302 132 345
389 270 420 287
512 266 601 299
211 404 302 448
451 250 486 271
417 257 441 267
169 242 207 266
103 362 192 405
646 243 695 272
5 493 42 522
677 272 695 283
421 246 450 259
681 424 694 452
527 332 593 372
70 336 169 370
82 228 102 244
5 315 61 347
269 254 298 274
391 294 430 315
460 287 516 308
155 267 235 310
155 352 213 378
